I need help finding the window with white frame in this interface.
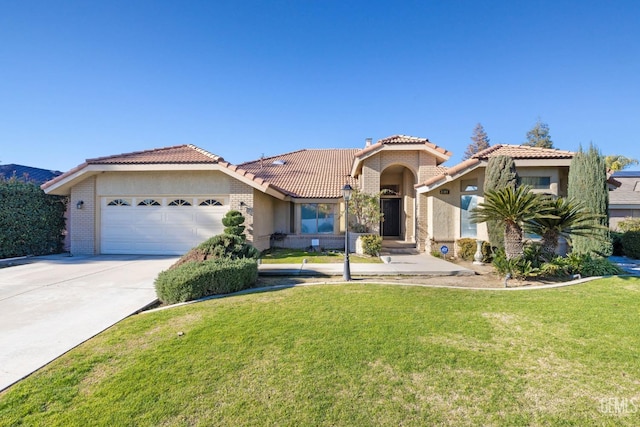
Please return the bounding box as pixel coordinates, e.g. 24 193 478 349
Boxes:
521 176 551 189
460 179 478 238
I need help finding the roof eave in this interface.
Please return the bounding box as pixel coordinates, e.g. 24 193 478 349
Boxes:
352 143 451 177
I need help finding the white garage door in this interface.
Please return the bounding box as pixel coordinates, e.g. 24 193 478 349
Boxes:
101 196 229 255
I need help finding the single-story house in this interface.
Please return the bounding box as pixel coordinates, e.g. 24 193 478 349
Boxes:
42 136 575 256
608 171 640 230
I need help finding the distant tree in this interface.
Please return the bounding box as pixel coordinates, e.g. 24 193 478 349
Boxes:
463 123 491 160
567 144 612 256
524 119 554 148
605 155 638 172
483 155 519 249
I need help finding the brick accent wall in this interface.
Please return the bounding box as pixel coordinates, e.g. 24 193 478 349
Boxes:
229 180 254 244
70 176 96 255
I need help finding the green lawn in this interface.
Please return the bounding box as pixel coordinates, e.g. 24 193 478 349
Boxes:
260 248 382 264
2 277 640 426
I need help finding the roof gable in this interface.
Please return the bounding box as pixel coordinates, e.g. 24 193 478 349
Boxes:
471 144 574 160
42 144 287 199
87 144 223 164
416 144 575 192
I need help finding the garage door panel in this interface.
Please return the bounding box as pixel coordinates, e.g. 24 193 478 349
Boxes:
101 197 229 255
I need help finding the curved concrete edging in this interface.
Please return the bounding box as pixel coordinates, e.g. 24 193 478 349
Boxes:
143 275 610 314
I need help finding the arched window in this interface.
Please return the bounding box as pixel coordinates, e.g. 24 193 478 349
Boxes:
107 199 131 206
199 199 223 206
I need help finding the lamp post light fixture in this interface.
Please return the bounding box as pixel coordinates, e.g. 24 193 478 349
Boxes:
342 183 353 281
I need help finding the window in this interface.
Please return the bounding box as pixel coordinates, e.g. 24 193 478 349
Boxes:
521 176 551 189
138 199 160 206
107 198 131 206
301 203 335 234
199 199 223 206
461 179 478 192
168 199 192 206
461 195 478 238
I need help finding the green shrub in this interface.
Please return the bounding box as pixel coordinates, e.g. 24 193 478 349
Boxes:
222 210 247 240
155 258 258 304
540 253 623 278
621 231 640 259
618 217 640 232
492 250 534 279
456 238 493 262
359 234 382 256
611 231 625 256
172 234 260 269
198 234 260 259
456 238 476 261
482 242 494 263
0 179 67 258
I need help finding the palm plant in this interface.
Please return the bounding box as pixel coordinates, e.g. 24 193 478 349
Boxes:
470 185 552 260
525 196 606 259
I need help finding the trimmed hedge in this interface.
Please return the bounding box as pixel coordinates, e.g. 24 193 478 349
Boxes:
0 179 66 258
621 231 640 260
155 258 258 304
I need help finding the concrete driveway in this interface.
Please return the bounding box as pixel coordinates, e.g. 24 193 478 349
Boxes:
0 254 177 392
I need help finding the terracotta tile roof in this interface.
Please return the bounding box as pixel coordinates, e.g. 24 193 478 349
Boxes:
355 134 452 159
239 149 359 198
87 144 223 164
417 144 575 189
471 144 574 160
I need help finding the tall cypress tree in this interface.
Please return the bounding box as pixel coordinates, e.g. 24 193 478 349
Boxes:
483 155 519 249
567 144 611 256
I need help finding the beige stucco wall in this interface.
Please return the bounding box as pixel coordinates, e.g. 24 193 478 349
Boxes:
96 171 233 195
424 165 573 252
252 189 276 251
69 176 96 255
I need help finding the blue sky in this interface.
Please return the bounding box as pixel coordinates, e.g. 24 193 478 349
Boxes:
1 1 639 172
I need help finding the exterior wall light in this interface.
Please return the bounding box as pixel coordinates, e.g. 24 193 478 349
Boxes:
76 200 84 210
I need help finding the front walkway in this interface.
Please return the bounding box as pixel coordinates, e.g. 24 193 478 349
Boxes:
258 253 474 276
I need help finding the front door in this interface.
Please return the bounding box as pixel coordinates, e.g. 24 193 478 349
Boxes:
381 199 401 237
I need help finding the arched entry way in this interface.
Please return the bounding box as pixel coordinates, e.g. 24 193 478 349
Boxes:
380 164 417 243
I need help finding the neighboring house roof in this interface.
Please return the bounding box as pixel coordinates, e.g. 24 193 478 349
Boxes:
351 134 451 177
239 149 359 198
609 171 640 207
416 144 575 192
42 144 289 199
0 164 62 185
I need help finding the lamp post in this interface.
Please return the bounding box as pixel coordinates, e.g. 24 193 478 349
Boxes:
342 183 353 281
